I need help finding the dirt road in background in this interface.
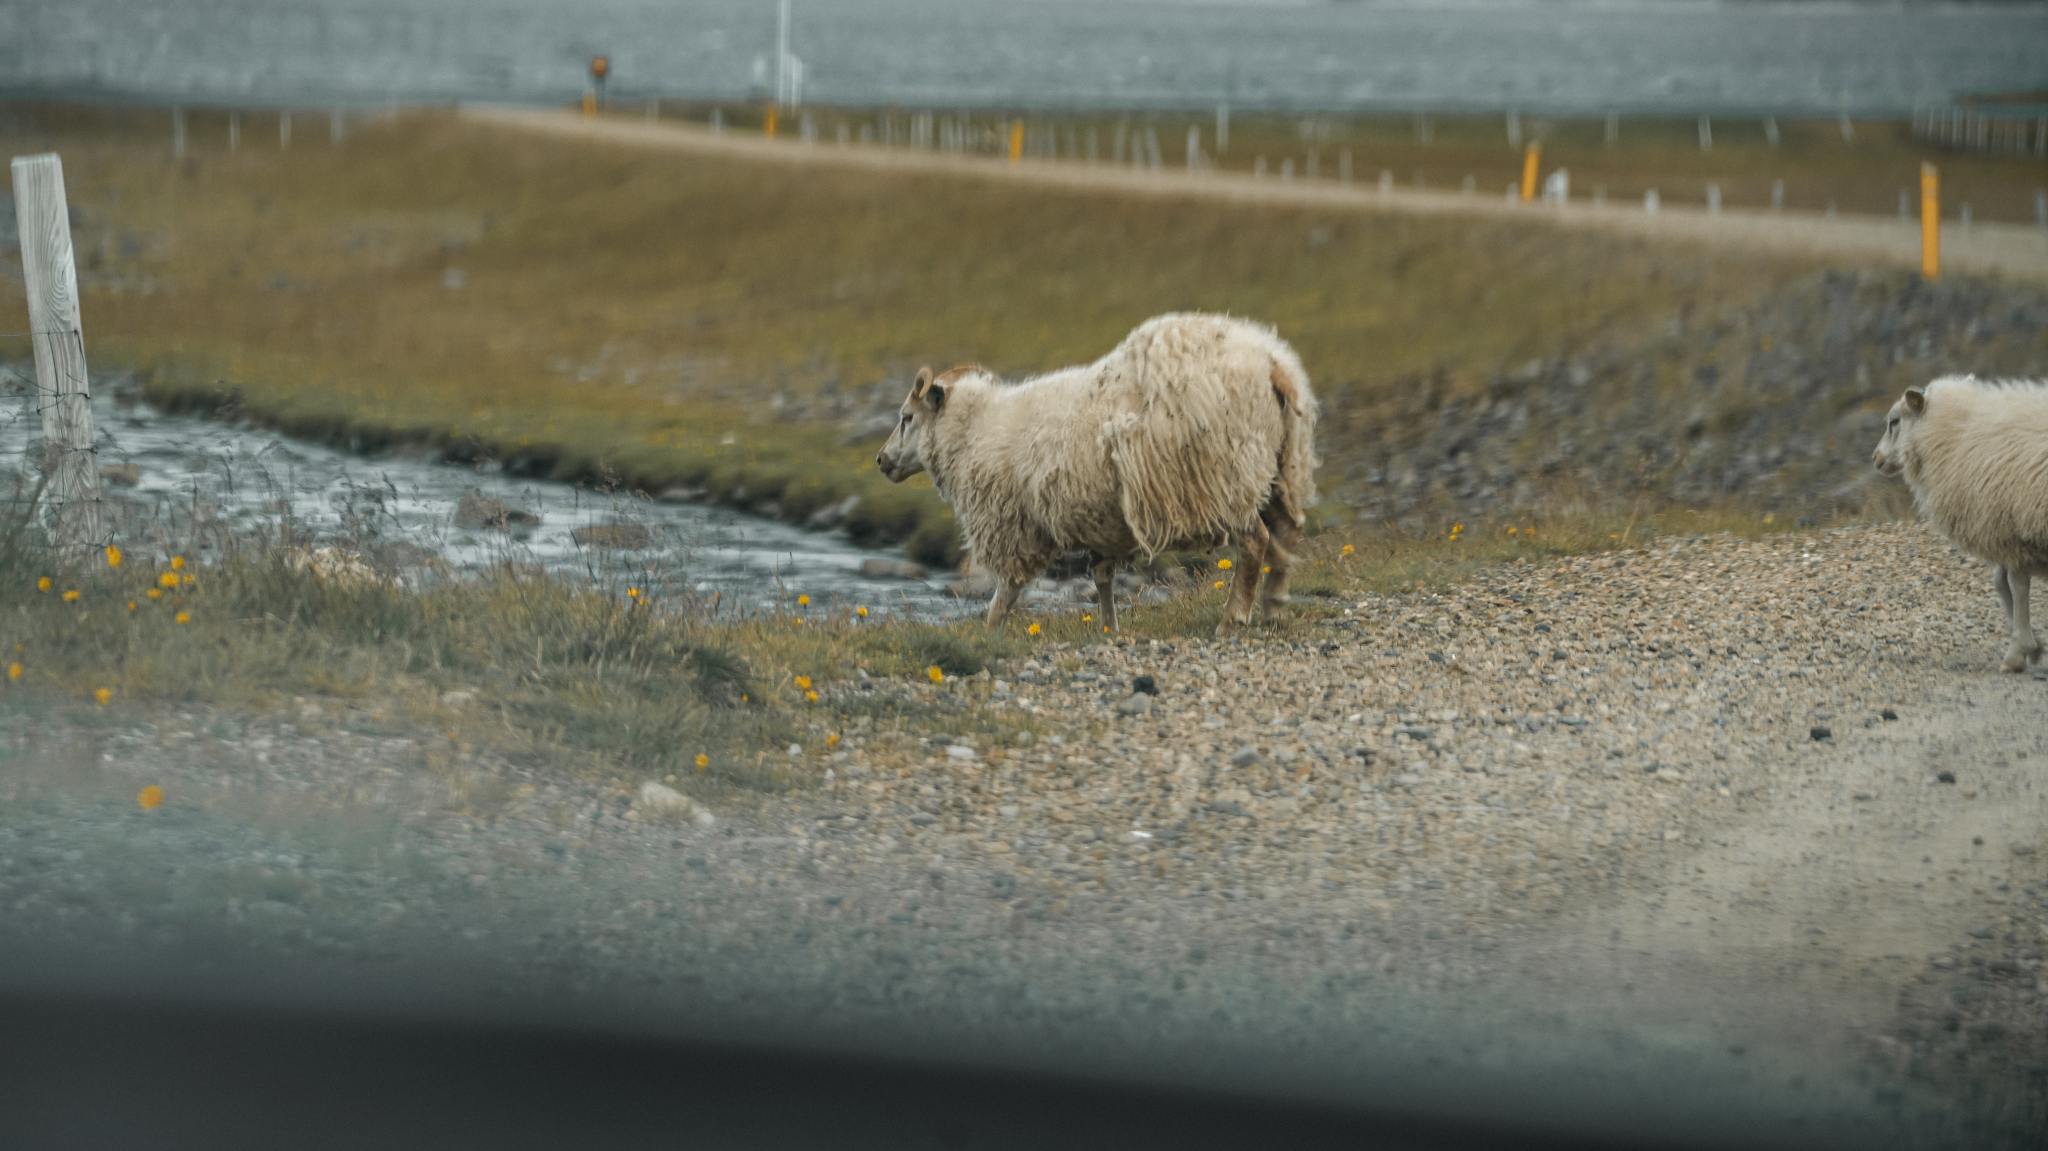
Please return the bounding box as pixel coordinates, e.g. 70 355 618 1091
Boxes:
460 105 2048 285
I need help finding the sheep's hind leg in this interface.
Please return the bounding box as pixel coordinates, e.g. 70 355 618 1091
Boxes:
1217 521 1269 635
1090 554 1118 633
2002 569 2040 673
1994 565 2015 630
1257 501 1301 624
986 578 1026 629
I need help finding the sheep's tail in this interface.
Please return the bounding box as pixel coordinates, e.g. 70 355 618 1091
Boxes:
1269 351 1319 526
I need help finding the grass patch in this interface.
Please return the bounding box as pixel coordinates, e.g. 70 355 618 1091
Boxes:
0 484 1770 791
2 101 1864 564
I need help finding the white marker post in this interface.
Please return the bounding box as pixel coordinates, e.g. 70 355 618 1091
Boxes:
10 154 104 550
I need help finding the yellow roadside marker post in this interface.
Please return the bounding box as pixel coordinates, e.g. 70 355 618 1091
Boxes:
1920 162 1940 281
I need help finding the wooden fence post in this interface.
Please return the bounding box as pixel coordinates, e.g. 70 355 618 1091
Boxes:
9 153 104 551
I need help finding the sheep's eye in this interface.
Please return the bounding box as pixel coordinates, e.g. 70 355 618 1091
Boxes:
1887 417 1899 429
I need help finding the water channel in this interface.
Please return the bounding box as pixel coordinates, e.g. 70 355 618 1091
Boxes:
2 380 970 617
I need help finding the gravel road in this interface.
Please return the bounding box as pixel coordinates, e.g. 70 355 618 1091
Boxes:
461 106 2048 286
3 520 2044 1148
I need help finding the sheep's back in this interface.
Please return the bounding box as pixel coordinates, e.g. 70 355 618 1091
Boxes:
1102 314 1311 552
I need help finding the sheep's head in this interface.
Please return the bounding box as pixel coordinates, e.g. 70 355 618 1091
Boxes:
1871 386 1926 477
877 365 971 483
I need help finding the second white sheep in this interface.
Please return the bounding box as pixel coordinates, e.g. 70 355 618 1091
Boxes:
1872 375 2048 672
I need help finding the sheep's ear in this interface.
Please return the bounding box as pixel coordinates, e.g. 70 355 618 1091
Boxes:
910 366 934 403
1904 388 1926 414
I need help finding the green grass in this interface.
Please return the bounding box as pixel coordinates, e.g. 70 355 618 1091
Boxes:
2 100 1863 565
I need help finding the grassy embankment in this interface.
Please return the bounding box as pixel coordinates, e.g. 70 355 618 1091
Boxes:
3 101 1853 568
0 100 1926 793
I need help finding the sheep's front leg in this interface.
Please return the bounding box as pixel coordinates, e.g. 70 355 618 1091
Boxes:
1994 565 2015 630
2002 568 2040 673
986 578 1026 629
1218 520 1269 634
1090 553 1118 633
1257 502 1302 623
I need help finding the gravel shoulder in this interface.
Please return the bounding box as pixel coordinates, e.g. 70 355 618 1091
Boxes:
460 105 2048 286
3 521 2044 1147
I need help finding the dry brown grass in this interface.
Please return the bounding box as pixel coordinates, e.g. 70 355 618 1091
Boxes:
2 101 1846 564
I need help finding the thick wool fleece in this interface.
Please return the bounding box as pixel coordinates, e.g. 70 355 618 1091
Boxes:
917 314 1319 583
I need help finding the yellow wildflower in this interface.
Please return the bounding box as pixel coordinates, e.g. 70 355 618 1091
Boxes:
61 589 80 602
827 733 840 748
6 663 20 682
93 687 112 706
856 606 868 618
158 573 178 589
805 690 819 703
627 587 641 599
36 577 50 592
1213 580 1225 589
170 556 185 570
1341 544 1354 555
1218 559 1232 570
175 611 191 624
127 600 136 611
182 574 195 585
797 594 810 606
695 753 710 772
926 666 944 684
105 545 123 568
1027 622 1041 636
147 588 162 600
137 786 163 809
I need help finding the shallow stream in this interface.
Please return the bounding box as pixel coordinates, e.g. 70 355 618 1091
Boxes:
2 386 968 616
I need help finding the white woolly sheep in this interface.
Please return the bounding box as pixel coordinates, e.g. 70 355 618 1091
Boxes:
1871 375 2048 672
875 313 1319 633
